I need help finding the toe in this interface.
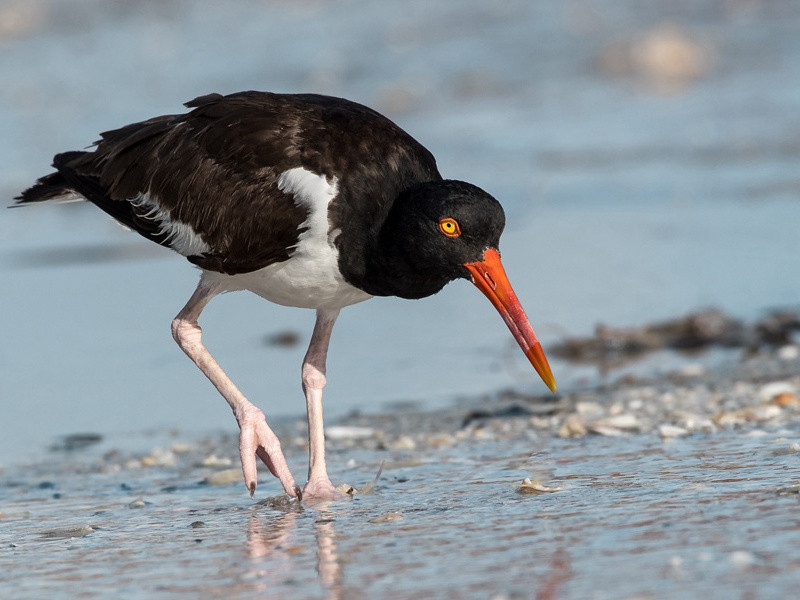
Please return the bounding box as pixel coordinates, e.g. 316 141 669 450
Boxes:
237 412 298 498
302 479 347 502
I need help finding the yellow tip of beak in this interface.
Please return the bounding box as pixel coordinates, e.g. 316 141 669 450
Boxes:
525 344 557 393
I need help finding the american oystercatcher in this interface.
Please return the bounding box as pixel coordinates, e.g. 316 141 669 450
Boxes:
17 91 556 501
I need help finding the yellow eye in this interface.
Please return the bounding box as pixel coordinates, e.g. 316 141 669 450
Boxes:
438 217 461 238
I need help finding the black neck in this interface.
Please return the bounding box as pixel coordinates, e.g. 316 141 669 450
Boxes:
340 184 454 299
356 210 452 299
336 179 501 300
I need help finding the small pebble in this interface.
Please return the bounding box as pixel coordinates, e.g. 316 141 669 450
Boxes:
128 498 148 509
715 404 782 426
744 429 768 438
575 401 603 416
336 483 357 495
529 416 551 429
667 555 683 577
770 392 800 408
558 414 587 438
677 413 715 432
190 521 205 528
658 424 689 439
759 405 782 419
256 495 296 509
588 425 626 437
608 403 625 416
199 454 233 467
426 433 456 448
758 381 795 402
600 414 640 429
140 448 177 468
170 442 195 454
51 433 103 452
514 478 563 494
203 469 242 486
675 363 705 378
325 426 376 441
714 411 744 427
777 345 800 361
776 484 800 495
729 550 755 569
589 414 640 436
389 435 416 450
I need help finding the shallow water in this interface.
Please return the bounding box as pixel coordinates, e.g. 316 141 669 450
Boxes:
2 426 799 598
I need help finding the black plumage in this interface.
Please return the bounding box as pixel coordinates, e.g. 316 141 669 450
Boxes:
18 91 441 276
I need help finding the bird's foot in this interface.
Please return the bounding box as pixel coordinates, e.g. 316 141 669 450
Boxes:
236 405 299 498
302 478 347 503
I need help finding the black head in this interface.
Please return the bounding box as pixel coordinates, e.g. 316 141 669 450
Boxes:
355 178 557 393
366 179 506 298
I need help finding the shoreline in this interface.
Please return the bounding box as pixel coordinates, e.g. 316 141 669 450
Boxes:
5 312 798 480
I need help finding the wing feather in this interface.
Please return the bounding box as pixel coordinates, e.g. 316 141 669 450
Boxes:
19 91 441 275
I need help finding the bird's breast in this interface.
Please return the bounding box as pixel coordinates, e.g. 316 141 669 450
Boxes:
206 166 372 310
223 253 372 309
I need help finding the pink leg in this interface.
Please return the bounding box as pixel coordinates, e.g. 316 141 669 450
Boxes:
301 309 346 501
171 277 300 498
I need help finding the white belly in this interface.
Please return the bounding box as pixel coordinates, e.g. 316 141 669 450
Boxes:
202 166 373 310
219 253 372 310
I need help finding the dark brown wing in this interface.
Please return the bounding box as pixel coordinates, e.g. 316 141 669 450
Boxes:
18 91 441 275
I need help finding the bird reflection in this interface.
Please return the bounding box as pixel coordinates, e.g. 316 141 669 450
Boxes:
314 511 343 600
245 503 343 599
246 510 297 559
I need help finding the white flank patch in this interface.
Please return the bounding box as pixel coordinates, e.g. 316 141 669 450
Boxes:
130 192 211 256
277 166 340 251
209 167 372 310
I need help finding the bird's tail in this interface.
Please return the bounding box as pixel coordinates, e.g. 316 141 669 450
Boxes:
13 151 88 206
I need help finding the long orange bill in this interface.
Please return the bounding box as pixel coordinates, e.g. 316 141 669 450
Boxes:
464 248 557 392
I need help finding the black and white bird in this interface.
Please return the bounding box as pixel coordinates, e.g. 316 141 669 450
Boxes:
17 91 556 501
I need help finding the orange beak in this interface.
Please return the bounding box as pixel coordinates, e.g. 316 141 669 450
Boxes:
464 248 557 392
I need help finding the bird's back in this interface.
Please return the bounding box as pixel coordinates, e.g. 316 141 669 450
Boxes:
17 91 441 275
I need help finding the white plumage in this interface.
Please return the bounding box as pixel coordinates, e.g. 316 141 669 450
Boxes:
131 192 212 256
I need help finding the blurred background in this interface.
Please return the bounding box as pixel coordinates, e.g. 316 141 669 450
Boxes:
1 0 799 463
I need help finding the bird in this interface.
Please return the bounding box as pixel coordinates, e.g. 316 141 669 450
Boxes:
16 91 556 502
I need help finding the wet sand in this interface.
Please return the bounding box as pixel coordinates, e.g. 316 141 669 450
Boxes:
3 341 800 599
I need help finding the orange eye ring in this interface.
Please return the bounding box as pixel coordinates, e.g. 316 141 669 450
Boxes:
438 217 461 238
